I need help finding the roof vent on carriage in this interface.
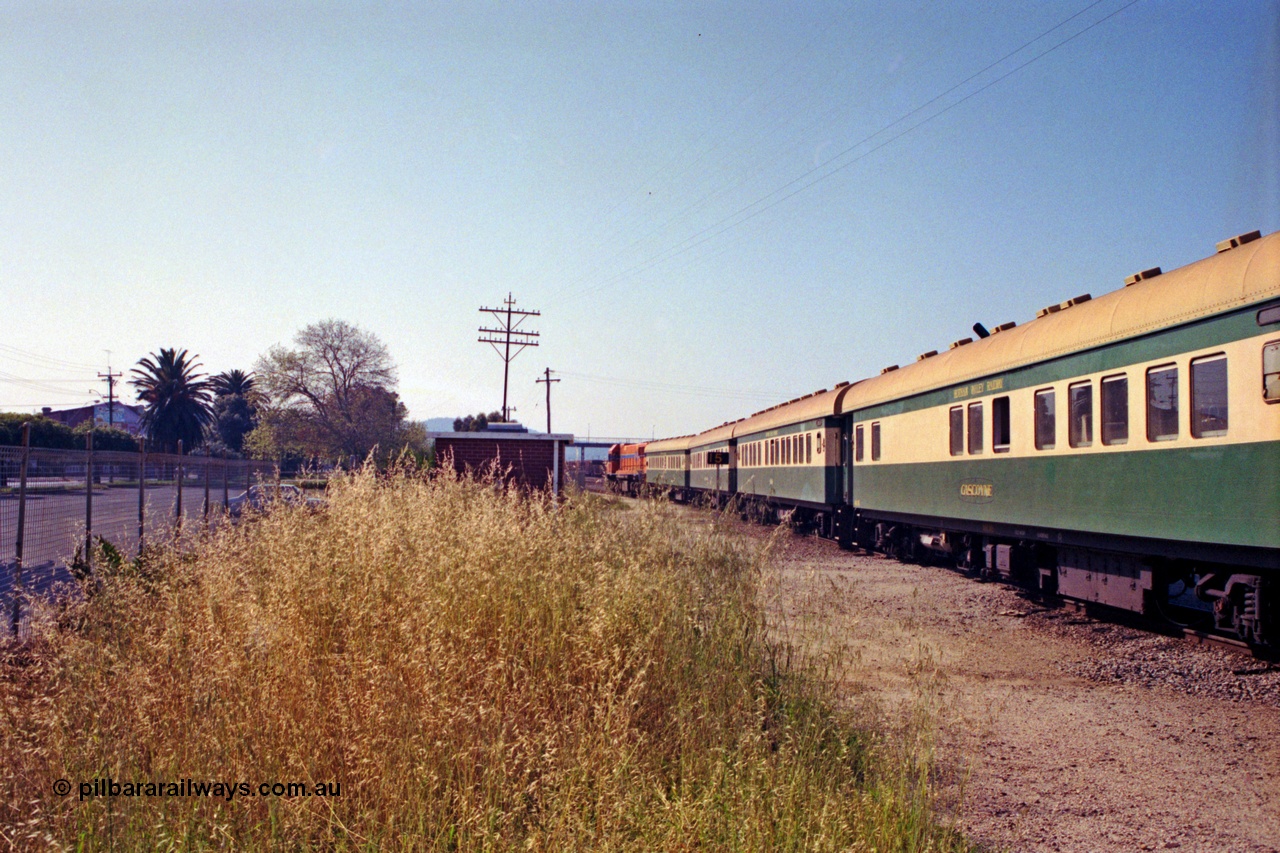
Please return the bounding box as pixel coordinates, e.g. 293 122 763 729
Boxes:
880 364 899 374
916 350 938 362
1216 230 1261 253
949 338 973 349
1040 293 1092 316
1124 267 1162 287
990 322 1016 334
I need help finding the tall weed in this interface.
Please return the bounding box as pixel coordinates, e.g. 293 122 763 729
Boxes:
1 469 968 851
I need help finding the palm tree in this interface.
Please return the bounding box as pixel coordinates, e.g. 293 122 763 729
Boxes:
210 369 259 400
130 348 214 454
209 369 264 454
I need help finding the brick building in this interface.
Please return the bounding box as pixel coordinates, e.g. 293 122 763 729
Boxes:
41 403 146 436
430 424 574 493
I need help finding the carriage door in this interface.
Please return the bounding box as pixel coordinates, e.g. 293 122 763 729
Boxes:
840 416 854 504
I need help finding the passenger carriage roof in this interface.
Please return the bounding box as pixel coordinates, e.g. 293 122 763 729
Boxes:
689 420 737 448
646 434 695 453
839 229 1280 415
732 385 856 438
652 383 858 450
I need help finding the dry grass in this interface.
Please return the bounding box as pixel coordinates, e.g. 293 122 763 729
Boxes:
1 468 969 851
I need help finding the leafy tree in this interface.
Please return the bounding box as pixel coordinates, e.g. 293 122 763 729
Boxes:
0 414 76 449
129 348 214 454
451 411 505 432
0 415 140 451
255 320 412 461
72 421 139 452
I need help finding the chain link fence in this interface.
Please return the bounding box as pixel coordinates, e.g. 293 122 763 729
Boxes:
1 444 274 638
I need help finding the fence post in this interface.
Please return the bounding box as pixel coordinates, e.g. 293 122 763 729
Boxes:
203 457 210 524
223 460 229 509
138 447 147 551
11 423 30 637
84 428 93 575
175 440 183 533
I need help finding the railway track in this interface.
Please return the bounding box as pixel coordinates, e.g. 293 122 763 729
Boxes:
1010 586 1276 660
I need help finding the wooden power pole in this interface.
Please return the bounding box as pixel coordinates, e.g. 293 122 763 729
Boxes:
478 294 539 422
535 368 560 434
97 368 122 427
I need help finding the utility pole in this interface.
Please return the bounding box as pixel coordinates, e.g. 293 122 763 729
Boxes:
535 368 560 434
478 294 539 422
97 354 122 428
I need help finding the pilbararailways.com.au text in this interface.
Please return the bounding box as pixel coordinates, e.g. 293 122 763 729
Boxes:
67 778 341 801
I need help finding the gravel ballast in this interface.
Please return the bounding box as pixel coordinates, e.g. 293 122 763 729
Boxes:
760 528 1280 853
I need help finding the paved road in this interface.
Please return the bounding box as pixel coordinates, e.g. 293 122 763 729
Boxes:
0 484 243 636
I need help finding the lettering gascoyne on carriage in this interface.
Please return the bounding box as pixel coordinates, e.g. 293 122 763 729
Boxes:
959 480 995 502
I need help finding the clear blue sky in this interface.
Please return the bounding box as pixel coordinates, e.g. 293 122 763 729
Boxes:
2 1 1276 439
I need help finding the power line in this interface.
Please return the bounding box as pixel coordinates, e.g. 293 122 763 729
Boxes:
561 12 848 290
561 0 1140 300
0 343 101 371
554 370 789 403
0 370 98 398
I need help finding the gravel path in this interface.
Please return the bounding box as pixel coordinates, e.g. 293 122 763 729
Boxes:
760 528 1280 853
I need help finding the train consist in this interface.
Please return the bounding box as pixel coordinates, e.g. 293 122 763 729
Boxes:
605 229 1280 647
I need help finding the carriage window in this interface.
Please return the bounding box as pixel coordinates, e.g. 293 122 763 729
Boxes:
949 406 963 456
855 425 864 461
1147 364 1179 441
1101 375 1128 445
1191 354 1228 437
806 433 812 464
1068 381 1092 447
1034 389 1055 450
1266 341 1280 402
967 403 983 454
992 396 1011 452
871 422 881 460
